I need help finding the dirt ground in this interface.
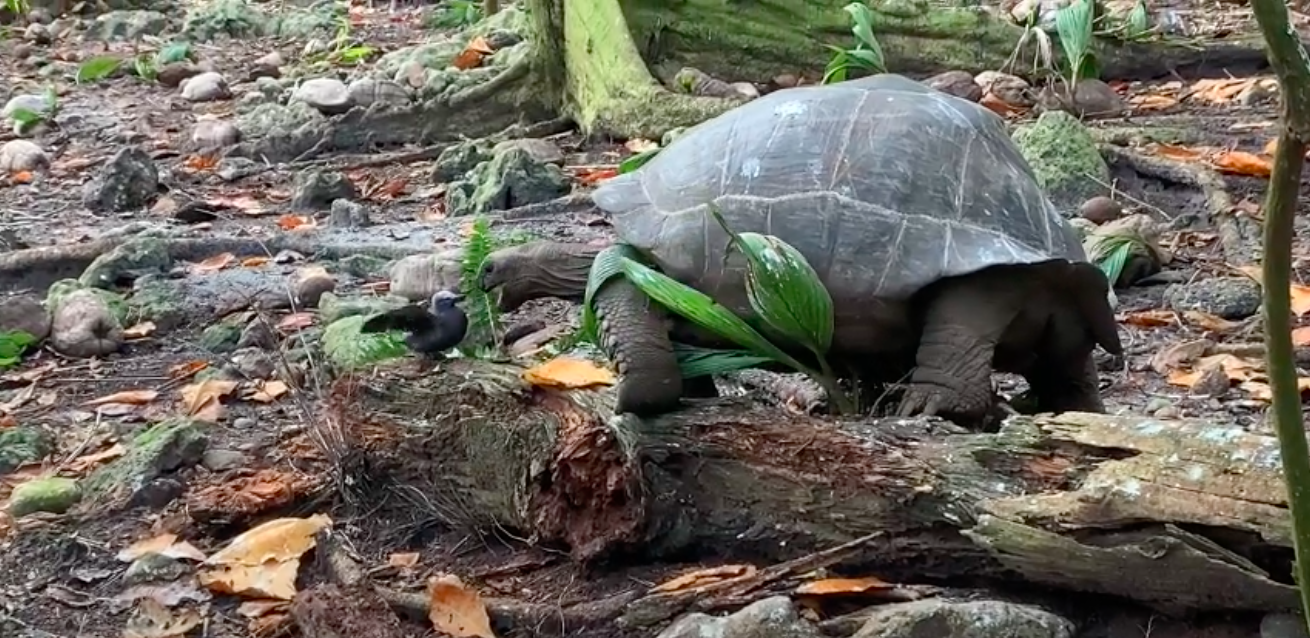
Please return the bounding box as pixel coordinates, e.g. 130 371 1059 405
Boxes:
1 0 1309 637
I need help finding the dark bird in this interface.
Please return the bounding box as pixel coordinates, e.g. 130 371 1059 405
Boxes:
360 290 469 360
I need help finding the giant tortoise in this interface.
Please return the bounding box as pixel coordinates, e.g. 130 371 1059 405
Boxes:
479 73 1123 425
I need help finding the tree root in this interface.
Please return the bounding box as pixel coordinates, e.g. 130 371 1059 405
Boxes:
1099 144 1258 265
0 233 434 294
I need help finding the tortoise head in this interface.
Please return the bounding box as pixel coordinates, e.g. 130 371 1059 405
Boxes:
479 241 602 311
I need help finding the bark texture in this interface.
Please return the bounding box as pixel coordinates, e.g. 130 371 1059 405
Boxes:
328 358 1303 617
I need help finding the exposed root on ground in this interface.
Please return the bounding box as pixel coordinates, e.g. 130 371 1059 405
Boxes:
1100 144 1258 265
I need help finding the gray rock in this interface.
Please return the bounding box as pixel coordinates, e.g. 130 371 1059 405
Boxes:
1012 110 1110 214
493 138 565 165
853 599 1074 638
202 449 248 472
329 198 369 227
445 147 571 217
1164 277 1262 320
229 348 276 377
292 77 353 115
925 70 982 102
83 418 207 501
2 93 52 120
80 236 172 288
346 77 411 108
388 250 462 302
181 71 231 102
233 417 257 429
200 321 243 353
49 289 124 358
90 10 168 41
1262 612 1310 638
82 146 159 212
0 294 51 341
293 266 336 307
657 596 821 638
254 51 285 69
124 552 189 585
237 319 278 350
0 139 50 173
291 170 358 211
0 425 54 476
24 23 52 45
192 119 242 149
156 62 202 88
431 139 493 183
1071 79 1129 118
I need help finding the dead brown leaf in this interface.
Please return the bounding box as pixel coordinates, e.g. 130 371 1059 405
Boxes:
276 313 315 332
465 35 494 54
1240 378 1310 401
796 576 895 596
1187 77 1255 104
652 565 757 593
244 380 289 403
85 389 159 407
192 252 236 274
1183 311 1243 333
389 552 420 568
1210 151 1272 178
208 194 265 216
1119 309 1177 327
277 214 316 231
1153 144 1205 161
428 574 497 638
199 514 333 600
241 256 271 268
624 138 660 154
65 443 126 474
451 48 485 70
117 533 208 563
179 379 238 423
184 155 219 171
1166 353 1261 388
1294 326 1310 347
1128 93 1179 111
521 357 615 389
1150 338 1212 375
122 598 203 638
123 321 157 340
168 360 209 379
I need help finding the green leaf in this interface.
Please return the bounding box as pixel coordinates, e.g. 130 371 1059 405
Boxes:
133 55 158 81
155 42 192 65
0 330 36 369
76 56 123 84
673 343 773 378
619 147 661 174
583 244 634 326
708 205 834 357
335 45 376 64
8 107 44 126
822 50 851 84
459 215 501 347
1126 0 1149 38
618 257 809 373
843 2 886 72
844 48 886 73
42 85 58 114
1055 0 1094 78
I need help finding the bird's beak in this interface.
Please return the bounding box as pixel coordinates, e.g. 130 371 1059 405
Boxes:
450 293 466 303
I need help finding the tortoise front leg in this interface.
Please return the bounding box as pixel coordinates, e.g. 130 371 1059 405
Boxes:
898 267 1027 426
593 278 685 416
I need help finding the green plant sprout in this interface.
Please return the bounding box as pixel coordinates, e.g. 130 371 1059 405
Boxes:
0 330 37 370
583 204 856 414
822 2 887 84
1054 0 1097 87
460 215 503 352
7 86 59 135
429 0 482 29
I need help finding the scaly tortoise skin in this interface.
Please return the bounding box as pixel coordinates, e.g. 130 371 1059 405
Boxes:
480 73 1123 426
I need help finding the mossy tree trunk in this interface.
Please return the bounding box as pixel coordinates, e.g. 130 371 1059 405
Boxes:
520 0 1272 140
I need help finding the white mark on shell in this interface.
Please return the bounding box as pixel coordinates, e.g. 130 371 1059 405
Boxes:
1116 479 1143 499
1187 465 1206 481
739 157 762 180
773 100 807 118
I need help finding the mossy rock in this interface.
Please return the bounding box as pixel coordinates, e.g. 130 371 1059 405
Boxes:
9 477 81 517
83 418 207 501
1012 110 1110 215
0 426 53 475
321 314 410 371
446 147 571 217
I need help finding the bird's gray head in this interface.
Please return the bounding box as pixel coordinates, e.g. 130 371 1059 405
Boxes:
429 290 465 312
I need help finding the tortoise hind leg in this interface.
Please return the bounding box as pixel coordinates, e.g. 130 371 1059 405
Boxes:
898 267 1029 426
593 278 684 416
1022 355 1104 414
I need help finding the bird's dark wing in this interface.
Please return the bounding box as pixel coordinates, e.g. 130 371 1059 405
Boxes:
408 306 468 354
360 306 436 334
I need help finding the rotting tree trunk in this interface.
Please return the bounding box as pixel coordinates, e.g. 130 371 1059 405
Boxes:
524 0 1276 139
328 359 1303 618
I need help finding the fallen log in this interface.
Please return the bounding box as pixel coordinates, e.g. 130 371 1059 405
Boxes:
325 358 1302 620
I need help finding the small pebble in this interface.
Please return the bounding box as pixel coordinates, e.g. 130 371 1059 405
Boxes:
292 77 353 115
0 139 50 173
191 120 242 149
180 71 231 102
924 70 982 102
1080 196 1122 224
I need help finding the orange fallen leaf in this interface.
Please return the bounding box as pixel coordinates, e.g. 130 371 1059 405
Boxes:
277 313 315 332
652 565 756 593
979 92 1024 117
169 360 209 379
65 443 126 473
208 194 266 215
117 533 208 563
521 357 616 389
85 389 159 406
277 214 316 231
237 600 289 619
180 379 239 423
192 252 236 274
0 414 16 429
427 574 497 638
122 321 157 340
1128 94 1178 111
1166 353 1261 388
389 552 420 568
184 155 219 171
1183 311 1243 333
1119 309 1176 327
465 36 494 55
1294 285 1310 317
575 167 618 185
1210 151 1272 178
1153 144 1205 161
241 256 271 268
1294 326 1310 347
1187 77 1254 103
452 48 485 71
10 170 33 184
1240 378 1310 402
796 576 895 595
199 514 332 600
244 380 289 403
